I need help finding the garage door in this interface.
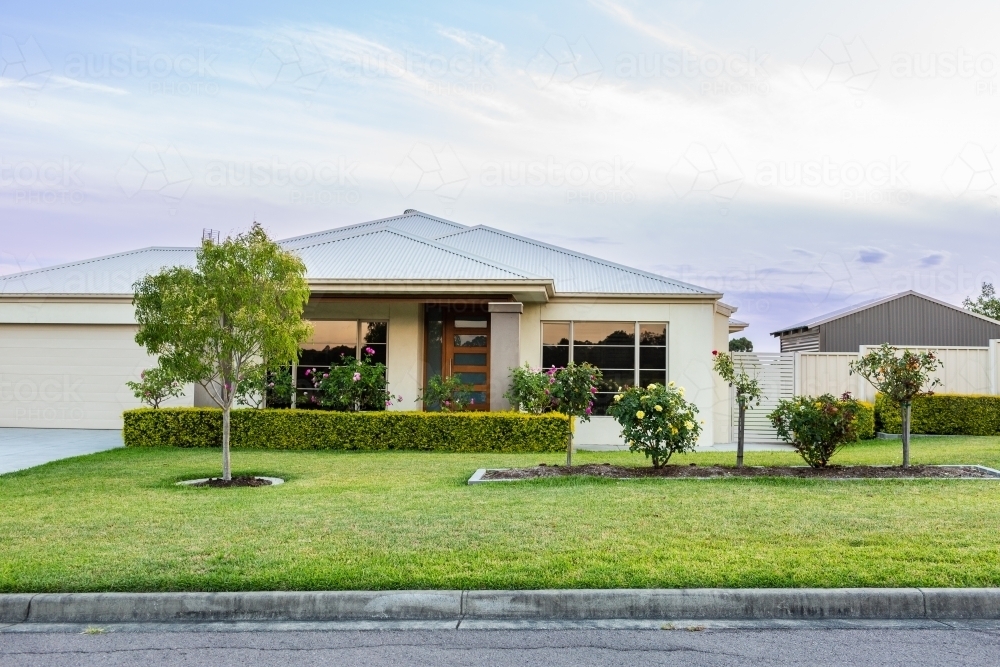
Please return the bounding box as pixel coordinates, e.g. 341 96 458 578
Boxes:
0 324 191 429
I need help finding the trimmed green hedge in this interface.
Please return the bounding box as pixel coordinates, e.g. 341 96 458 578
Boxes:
875 393 1000 436
855 401 875 440
123 408 570 453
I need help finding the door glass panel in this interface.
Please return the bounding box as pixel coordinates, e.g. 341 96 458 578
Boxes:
454 353 487 366
456 372 487 385
455 319 487 329
467 391 487 406
454 334 487 347
425 307 443 381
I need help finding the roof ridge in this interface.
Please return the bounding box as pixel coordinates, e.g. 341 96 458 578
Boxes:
288 226 547 280
436 225 713 294
278 211 467 246
0 247 196 281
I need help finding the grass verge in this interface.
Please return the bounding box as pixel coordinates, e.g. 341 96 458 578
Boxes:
1 436 998 591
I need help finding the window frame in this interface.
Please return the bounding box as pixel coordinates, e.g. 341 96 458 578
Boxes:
294 319 389 408
541 319 669 397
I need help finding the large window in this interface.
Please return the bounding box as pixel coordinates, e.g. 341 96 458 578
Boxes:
297 320 388 405
542 321 667 415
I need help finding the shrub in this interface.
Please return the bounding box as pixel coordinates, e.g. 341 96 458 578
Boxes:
304 349 396 411
504 364 551 414
606 383 702 468
420 374 475 411
855 400 876 440
769 393 863 468
875 393 1000 435
123 408 570 452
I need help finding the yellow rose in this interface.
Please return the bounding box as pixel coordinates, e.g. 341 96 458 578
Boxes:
678 387 685 395
636 410 645 419
647 384 656 390
654 404 663 412
668 381 675 387
670 425 678 435
684 420 694 429
614 394 622 402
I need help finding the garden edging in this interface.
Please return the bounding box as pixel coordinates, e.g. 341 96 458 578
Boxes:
3 589 1000 624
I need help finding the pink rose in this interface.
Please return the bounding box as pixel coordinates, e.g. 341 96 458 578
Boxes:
352 372 361 381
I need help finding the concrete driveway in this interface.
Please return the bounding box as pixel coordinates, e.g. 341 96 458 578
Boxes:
0 428 122 475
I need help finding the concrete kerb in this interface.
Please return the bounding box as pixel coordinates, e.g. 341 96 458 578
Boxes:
3 589 1000 625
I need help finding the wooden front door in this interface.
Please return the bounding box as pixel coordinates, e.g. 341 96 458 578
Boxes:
443 312 490 411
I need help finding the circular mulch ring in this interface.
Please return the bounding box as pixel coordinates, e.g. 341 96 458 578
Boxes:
480 464 1000 481
175 476 284 488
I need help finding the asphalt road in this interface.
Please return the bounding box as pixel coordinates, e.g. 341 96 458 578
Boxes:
3 627 1000 666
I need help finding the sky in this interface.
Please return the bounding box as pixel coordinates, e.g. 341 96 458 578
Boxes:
1 0 998 350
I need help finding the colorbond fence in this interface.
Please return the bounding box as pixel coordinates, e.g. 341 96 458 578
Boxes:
731 341 1000 442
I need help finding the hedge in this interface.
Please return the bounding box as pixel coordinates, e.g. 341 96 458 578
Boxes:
855 400 876 440
875 393 1000 436
123 408 571 453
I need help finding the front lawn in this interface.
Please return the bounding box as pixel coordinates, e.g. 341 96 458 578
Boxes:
1 437 999 592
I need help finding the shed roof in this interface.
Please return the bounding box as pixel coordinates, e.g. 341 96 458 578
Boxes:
770 290 1000 336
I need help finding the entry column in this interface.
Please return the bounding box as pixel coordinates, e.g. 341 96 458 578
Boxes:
488 302 522 411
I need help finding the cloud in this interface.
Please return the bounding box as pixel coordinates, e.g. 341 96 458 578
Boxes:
858 247 889 264
919 252 945 267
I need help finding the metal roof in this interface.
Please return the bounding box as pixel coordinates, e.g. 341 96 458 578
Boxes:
293 227 542 281
280 210 466 250
435 226 716 295
0 247 197 295
770 290 1000 336
0 210 719 298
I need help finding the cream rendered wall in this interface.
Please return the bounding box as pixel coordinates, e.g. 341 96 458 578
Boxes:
713 311 732 444
526 300 719 447
387 302 422 411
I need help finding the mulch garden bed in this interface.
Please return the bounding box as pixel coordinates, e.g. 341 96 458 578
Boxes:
189 476 274 488
479 463 1000 481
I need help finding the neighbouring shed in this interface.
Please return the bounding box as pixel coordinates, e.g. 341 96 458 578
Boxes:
771 291 1000 353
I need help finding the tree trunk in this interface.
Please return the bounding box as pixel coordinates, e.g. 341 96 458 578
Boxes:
222 404 232 481
737 403 746 468
901 402 911 469
565 416 574 467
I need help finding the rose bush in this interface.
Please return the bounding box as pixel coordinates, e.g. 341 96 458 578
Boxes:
420 374 476 412
768 392 863 468
607 382 702 468
304 347 397 411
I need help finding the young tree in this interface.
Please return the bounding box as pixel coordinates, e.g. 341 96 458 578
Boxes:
963 282 1000 321
849 343 941 468
548 362 602 466
713 350 763 468
126 367 184 408
133 224 312 480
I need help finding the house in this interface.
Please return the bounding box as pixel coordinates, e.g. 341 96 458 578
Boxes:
771 290 1000 352
0 210 740 445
